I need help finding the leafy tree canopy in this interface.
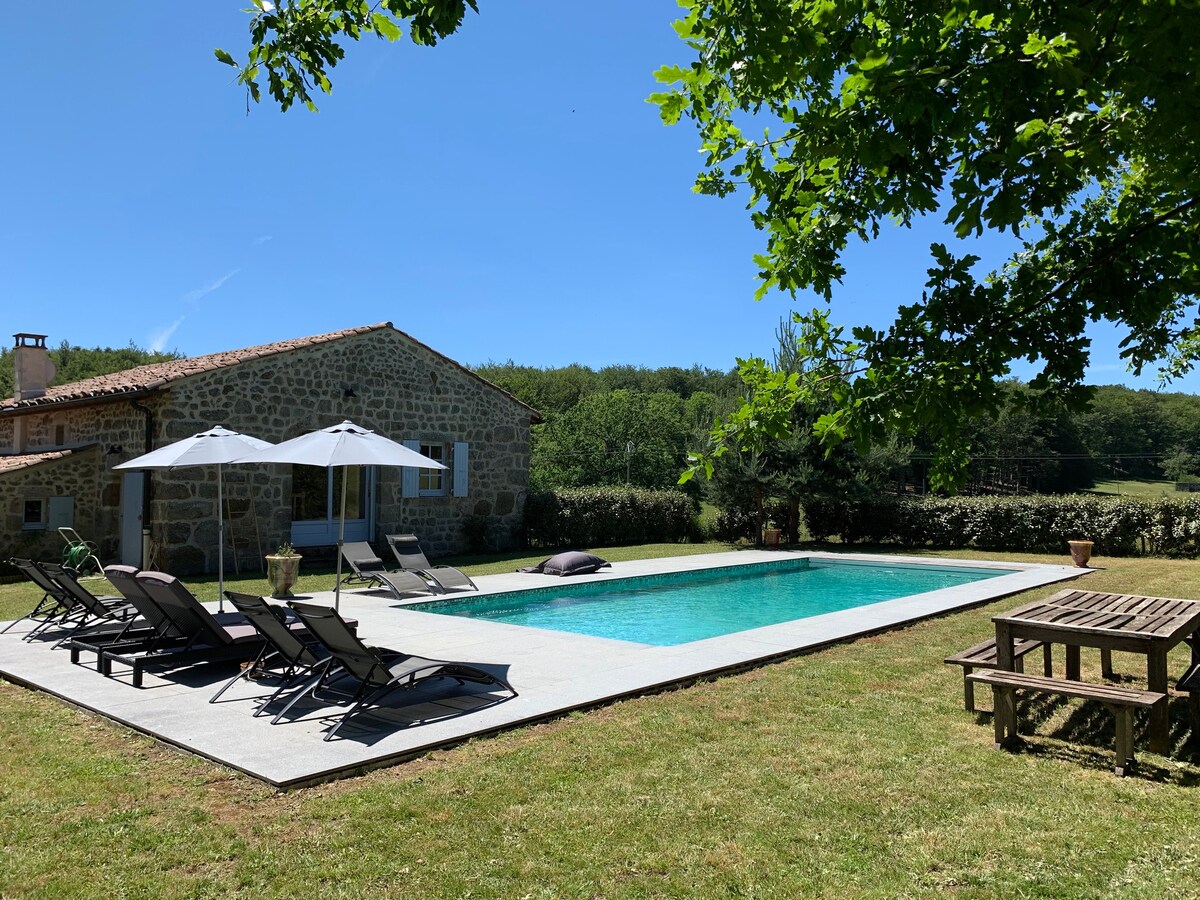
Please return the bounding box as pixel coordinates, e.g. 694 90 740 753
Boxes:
230 1 1200 489
217 0 477 111
532 389 702 491
656 0 1200 488
473 360 739 417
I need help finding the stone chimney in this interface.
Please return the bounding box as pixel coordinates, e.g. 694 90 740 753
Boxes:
13 333 56 401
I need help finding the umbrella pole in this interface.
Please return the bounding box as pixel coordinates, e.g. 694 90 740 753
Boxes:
334 467 348 612
217 464 225 613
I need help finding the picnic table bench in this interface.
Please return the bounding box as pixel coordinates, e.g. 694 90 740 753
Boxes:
967 669 1165 776
944 637 1053 712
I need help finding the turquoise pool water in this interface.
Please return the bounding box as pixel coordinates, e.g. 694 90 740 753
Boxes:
415 558 1015 646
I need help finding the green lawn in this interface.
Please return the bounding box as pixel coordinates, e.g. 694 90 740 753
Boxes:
1087 478 1181 497
3 545 1200 897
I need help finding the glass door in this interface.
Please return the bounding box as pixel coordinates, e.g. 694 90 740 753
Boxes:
289 465 375 547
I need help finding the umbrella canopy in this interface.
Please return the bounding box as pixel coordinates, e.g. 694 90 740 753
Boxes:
232 420 445 609
114 425 274 610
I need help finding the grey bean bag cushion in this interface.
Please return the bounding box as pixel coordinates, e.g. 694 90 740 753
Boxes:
518 551 611 576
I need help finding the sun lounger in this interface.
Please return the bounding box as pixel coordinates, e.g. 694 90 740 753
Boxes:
100 572 274 687
2 558 74 638
68 565 190 668
39 562 140 647
274 601 516 740
339 541 438 600
209 592 331 713
4 558 136 644
385 533 477 592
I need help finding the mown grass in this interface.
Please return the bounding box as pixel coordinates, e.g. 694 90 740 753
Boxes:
3 545 1200 898
1088 478 1180 497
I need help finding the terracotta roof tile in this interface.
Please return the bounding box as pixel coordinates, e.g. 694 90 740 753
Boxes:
0 446 95 474
0 324 391 413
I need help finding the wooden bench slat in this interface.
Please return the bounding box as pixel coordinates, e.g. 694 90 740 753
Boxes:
944 638 1042 667
966 671 1164 707
946 638 1054 713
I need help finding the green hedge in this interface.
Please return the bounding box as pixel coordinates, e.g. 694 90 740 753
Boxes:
524 487 695 548
802 494 1200 557
712 506 759 543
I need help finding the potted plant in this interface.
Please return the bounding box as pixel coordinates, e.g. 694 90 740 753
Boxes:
265 541 302 598
1067 539 1094 568
763 520 782 548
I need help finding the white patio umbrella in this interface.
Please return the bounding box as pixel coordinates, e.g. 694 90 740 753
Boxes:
114 425 274 611
231 420 445 610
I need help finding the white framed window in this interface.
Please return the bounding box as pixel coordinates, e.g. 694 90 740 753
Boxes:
419 443 446 496
402 440 469 498
22 498 46 531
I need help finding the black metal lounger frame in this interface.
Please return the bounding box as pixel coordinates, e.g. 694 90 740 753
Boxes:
274 601 516 741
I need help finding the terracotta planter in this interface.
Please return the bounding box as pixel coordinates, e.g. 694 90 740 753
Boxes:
265 554 302 598
763 527 782 548
1067 540 1094 568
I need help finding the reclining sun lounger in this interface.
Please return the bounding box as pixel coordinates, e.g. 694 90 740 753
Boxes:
2 558 74 639
209 592 333 713
385 534 477 592
39 562 141 647
274 601 517 740
339 541 438 600
100 572 276 688
69 565 192 668
4 558 136 643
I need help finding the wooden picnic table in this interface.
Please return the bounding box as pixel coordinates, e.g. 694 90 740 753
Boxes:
993 589 1200 754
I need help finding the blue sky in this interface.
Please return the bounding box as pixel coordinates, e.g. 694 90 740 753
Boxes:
2 2 1193 392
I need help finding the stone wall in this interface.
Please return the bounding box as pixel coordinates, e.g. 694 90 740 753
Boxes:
1 328 533 574
0 447 104 563
0 398 169 564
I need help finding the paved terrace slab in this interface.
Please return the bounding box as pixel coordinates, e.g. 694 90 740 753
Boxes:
0 550 1084 788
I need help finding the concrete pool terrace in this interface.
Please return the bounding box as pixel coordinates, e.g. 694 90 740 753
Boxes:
0 550 1086 788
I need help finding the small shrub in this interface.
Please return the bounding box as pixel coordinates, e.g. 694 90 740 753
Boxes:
462 514 494 554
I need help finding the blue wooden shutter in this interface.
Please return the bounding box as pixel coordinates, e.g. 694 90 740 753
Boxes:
402 440 420 497
452 442 469 497
48 496 75 529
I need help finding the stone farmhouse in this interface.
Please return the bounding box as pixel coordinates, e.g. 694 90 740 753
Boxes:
0 325 538 574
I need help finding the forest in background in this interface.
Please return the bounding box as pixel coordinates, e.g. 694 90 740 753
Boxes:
1 340 1198 500
474 360 1200 498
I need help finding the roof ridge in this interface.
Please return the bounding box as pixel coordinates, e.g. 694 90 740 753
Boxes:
0 322 540 420
0 323 393 413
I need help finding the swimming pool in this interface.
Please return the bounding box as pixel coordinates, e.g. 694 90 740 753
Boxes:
414 557 1015 646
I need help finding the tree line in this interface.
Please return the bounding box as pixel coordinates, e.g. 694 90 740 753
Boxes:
2 338 1194 501
473 358 1200 499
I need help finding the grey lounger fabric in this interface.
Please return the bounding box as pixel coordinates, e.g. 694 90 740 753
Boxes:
338 541 436 600
209 592 332 712
3 558 75 638
99 572 279 687
39 562 140 647
386 534 477 592
276 601 516 740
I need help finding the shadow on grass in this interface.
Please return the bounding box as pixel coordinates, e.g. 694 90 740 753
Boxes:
970 693 1200 783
